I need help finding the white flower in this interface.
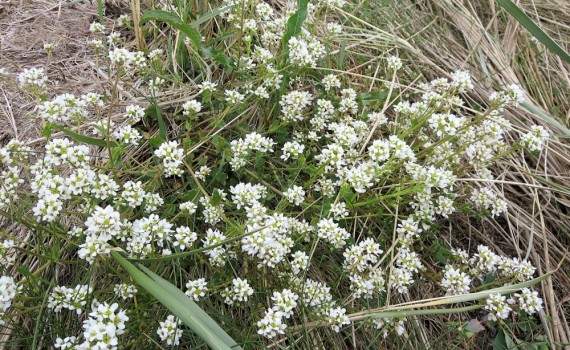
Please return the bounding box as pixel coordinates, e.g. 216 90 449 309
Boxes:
113 284 138 300
322 74 341 91
257 309 286 338
185 278 208 301
157 315 183 346
326 306 350 332
182 100 202 115
441 265 471 295
514 288 543 315
281 141 305 161
484 293 513 321
522 125 548 152
223 278 254 305
284 185 305 206
387 55 403 71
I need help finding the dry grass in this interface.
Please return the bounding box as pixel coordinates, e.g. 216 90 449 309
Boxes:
0 0 569 348
354 0 570 347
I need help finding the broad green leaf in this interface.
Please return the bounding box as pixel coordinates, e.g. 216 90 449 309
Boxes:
282 0 309 49
496 0 570 63
140 10 202 49
111 251 241 350
57 126 118 148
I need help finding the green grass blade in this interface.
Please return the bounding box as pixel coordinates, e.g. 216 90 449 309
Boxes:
111 251 241 350
521 101 570 137
140 10 202 49
137 264 242 349
496 0 570 63
190 5 233 28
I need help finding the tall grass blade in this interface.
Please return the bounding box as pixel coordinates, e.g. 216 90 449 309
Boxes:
496 0 570 63
111 251 242 350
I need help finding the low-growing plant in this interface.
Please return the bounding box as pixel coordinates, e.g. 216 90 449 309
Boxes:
0 0 561 349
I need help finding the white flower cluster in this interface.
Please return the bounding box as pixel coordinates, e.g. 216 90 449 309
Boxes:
522 125 548 152
372 317 406 338
230 132 275 170
0 276 18 325
484 293 513 321
283 185 305 206
440 265 472 295
48 284 93 314
157 315 183 346
387 55 403 71
154 141 184 177
185 278 208 301
257 289 299 338
18 67 48 91
222 278 254 305
74 302 129 350
182 99 202 115
281 141 305 161
113 284 138 300
344 238 386 299
490 84 525 109
514 288 543 315
288 34 326 67
470 187 507 217
280 90 313 122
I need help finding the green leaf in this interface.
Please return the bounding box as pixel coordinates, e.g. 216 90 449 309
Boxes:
494 329 507 350
496 0 570 63
189 5 233 27
145 105 167 140
140 10 202 49
56 126 118 148
111 251 241 350
282 0 309 50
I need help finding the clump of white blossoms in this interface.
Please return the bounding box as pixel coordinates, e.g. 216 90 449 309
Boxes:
0 276 19 325
440 265 471 295
230 132 275 170
222 278 254 305
47 284 93 314
288 33 326 67
514 288 543 315
484 293 513 321
18 67 48 91
185 278 208 301
281 141 305 161
387 55 403 71
154 141 184 177
113 284 138 300
280 90 313 122
157 315 183 346
283 185 305 206
182 99 202 115
522 125 549 152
